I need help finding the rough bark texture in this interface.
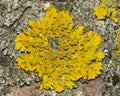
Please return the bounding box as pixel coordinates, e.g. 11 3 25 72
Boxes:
0 0 120 96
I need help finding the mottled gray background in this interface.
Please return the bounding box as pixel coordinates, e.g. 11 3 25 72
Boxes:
0 0 120 96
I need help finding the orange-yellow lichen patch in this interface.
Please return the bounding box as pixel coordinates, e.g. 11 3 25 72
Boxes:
14 6 104 92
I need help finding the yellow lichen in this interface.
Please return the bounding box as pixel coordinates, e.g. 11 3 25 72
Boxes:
93 5 109 20
14 6 104 92
93 0 118 23
116 28 120 56
94 0 120 56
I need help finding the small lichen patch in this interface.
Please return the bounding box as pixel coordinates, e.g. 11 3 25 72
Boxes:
93 5 109 20
93 0 118 23
116 28 120 56
14 6 104 92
